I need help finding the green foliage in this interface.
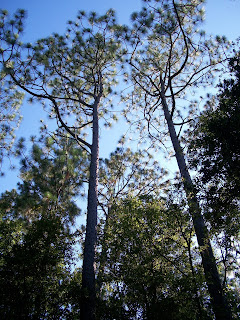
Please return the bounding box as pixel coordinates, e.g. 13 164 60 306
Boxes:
0 9 123 138
189 52 240 229
1 9 124 319
97 196 210 320
119 2 233 318
0 213 74 319
122 0 230 149
0 136 87 319
0 4 238 319
188 53 240 318
15 135 88 223
0 10 26 171
0 76 24 172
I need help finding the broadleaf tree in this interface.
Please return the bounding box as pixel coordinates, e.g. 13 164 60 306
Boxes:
0 9 122 320
98 195 211 320
121 0 232 318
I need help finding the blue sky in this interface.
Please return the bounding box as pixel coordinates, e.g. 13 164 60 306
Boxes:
1 0 240 41
1 0 240 194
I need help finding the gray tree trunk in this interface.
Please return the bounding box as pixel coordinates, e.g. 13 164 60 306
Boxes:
80 101 99 320
160 79 232 320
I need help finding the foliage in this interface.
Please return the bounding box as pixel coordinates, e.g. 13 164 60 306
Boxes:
97 196 211 320
0 213 75 319
188 52 240 318
189 52 240 227
0 136 87 319
0 78 23 173
121 0 230 148
118 1 233 318
0 10 25 172
0 10 124 318
0 3 239 319
18 134 88 223
0 8 122 140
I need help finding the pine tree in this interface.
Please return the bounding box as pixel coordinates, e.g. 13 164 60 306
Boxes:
0 9 122 319
189 52 240 317
0 136 85 319
122 1 232 318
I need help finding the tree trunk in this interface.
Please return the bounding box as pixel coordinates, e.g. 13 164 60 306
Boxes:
80 101 99 320
187 239 204 320
160 78 232 320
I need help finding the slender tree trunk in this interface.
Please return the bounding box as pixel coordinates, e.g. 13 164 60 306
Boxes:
80 100 99 320
160 78 232 320
187 240 204 320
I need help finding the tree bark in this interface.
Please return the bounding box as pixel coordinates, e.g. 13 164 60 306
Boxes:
160 78 232 320
80 100 99 320
187 239 204 320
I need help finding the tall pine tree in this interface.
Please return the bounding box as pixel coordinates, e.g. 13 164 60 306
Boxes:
121 1 232 318
0 9 122 319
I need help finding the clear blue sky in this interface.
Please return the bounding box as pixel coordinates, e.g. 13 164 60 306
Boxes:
1 0 240 193
1 0 239 41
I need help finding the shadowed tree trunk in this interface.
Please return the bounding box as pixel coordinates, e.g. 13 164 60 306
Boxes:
81 97 100 320
125 0 232 317
160 75 232 320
